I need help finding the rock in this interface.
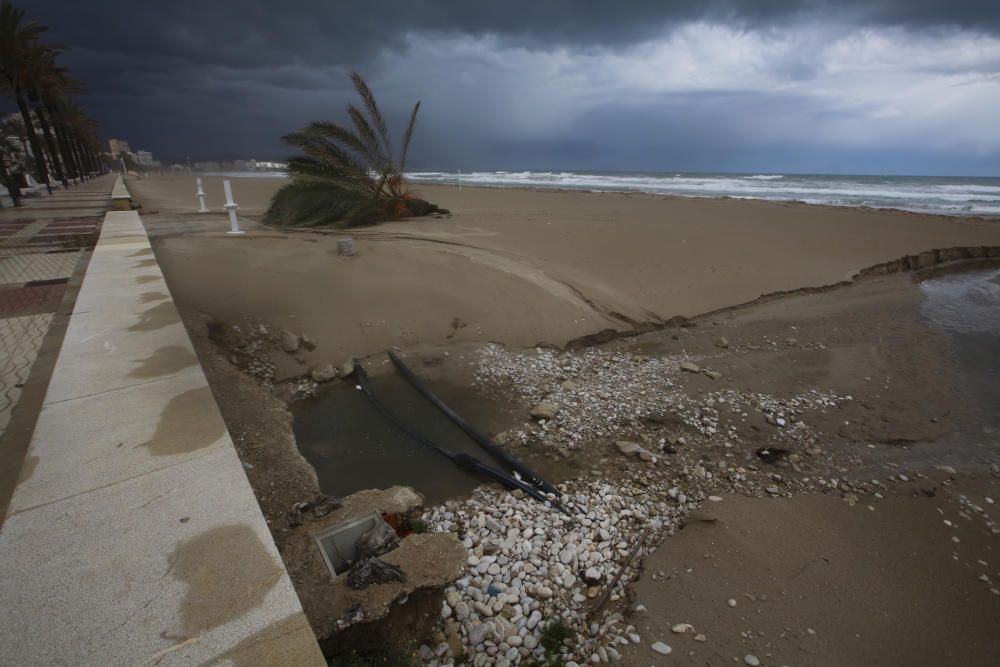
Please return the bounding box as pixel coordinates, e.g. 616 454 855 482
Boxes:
702 370 723 381
616 441 641 457
727 598 737 607
558 546 576 564
561 380 578 391
485 517 502 533
680 361 700 373
708 495 723 502
936 465 957 475
628 633 641 644
694 634 707 642
526 610 542 630
766 486 780 495
671 623 694 634
468 624 489 645
339 358 356 379
744 655 760 666
714 336 729 349
310 364 338 382
455 602 470 621
279 329 301 353
446 626 464 657
530 402 560 420
300 333 316 351
651 642 672 655
584 567 602 584
536 585 554 599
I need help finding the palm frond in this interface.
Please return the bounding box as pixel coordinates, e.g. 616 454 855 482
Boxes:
399 101 421 173
264 178 380 228
303 120 381 167
268 72 437 228
347 104 389 168
351 70 391 156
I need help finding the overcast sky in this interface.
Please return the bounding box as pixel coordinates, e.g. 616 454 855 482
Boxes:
20 1 1000 175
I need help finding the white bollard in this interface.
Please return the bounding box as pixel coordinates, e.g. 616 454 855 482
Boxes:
222 179 244 235
195 177 208 212
458 169 462 191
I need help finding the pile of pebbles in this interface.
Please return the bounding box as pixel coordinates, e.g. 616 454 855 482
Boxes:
222 320 277 389
475 344 848 451
419 478 681 666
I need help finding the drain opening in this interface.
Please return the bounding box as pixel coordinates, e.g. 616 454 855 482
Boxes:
313 510 397 579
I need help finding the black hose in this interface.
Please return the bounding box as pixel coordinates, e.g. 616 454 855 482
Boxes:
387 350 562 497
353 364 572 516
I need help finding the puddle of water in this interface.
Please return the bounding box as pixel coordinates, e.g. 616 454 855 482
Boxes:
919 265 1000 431
292 372 558 505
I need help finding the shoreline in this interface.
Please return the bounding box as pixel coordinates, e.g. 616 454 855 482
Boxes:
180 172 1000 222
412 182 1000 221
133 173 1000 220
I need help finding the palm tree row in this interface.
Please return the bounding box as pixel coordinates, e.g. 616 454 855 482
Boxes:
0 0 104 206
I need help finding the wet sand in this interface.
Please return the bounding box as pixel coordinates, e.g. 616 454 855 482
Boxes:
622 481 1000 666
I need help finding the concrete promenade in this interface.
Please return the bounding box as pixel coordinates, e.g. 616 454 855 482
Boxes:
0 199 323 663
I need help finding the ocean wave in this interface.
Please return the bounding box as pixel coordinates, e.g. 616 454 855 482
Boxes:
405 170 1000 216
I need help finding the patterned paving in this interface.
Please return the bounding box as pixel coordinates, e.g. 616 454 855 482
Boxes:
0 251 82 285
0 177 112 439
0 314 53 434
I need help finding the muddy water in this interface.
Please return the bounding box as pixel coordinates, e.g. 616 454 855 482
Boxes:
292 371 557 505
919 264 1000 434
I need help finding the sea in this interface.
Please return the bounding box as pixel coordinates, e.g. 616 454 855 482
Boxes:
403 171 1000 217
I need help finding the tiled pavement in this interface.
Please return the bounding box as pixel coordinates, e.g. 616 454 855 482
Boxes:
0 176 113 439
0 314 53 434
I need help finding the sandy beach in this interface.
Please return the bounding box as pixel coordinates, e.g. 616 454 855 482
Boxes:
126 174 1000 664
129 176 1000 370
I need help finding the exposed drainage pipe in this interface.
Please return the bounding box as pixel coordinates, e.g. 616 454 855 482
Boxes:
387 350 562 497
354 364 571 516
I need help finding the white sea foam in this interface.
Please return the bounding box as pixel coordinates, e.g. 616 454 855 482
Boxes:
406 170 1000 216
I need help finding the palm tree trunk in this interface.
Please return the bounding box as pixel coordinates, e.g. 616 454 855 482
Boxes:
49 108 79 182
69 136 87 180
32 102 67 188
83 142 97 175
14 92 51 193
0 157 22 207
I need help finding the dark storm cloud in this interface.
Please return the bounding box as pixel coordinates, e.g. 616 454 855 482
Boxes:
28 1 1000 69
15 0 1000 172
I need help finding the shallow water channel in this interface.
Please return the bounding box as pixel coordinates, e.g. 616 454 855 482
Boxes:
919 263 1000 433
292 370 552 505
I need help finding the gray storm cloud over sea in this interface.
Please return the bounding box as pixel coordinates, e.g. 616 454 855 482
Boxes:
25 0 1000 175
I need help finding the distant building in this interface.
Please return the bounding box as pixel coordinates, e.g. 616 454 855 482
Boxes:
108 138 131 156
135 150 155 164
254 160 288 170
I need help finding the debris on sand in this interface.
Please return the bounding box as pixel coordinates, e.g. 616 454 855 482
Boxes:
347 556 406 590
279 328 302 353
287 494 342 528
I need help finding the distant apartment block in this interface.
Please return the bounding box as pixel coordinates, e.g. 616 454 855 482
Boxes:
108 138 132 155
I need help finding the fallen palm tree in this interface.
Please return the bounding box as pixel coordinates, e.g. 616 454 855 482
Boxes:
265 71 446 228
